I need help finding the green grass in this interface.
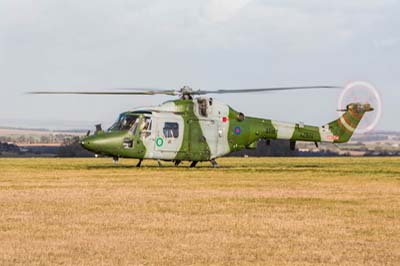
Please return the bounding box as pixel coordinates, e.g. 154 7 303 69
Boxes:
0 157 399 265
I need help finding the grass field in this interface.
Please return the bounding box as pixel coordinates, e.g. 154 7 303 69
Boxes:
0 157 399 265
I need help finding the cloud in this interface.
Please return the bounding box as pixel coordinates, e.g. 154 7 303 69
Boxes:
204 0 253 23
373 38 399 48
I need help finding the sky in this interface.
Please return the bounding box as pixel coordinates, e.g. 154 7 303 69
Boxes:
0 0 399 130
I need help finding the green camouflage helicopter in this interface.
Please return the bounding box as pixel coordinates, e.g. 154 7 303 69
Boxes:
32 86 374 167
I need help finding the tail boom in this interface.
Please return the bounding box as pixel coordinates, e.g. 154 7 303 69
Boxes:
226 103 373 154
258 103 372 144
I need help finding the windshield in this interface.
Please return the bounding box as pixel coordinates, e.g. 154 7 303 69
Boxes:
108 113 138 131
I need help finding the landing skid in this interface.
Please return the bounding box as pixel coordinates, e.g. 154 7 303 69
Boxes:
136 159 143 168
190 161 198 168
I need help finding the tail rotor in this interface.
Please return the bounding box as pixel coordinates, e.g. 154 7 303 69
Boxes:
337 81 382 134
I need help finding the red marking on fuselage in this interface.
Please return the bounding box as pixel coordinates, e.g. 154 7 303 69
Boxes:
327 135 339 141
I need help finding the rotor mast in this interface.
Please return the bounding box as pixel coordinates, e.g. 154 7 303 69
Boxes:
179 86 196 100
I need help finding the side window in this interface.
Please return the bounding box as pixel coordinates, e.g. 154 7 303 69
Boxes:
163 122 179 138
198 98 208 117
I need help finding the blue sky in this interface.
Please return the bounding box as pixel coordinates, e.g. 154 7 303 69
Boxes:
0 0 399 130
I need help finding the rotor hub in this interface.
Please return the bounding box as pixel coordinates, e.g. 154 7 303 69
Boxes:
179 86 195 99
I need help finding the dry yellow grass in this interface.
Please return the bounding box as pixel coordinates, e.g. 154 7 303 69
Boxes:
0 157 399 265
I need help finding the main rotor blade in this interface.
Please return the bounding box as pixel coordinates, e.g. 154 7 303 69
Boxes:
29 89 177 96
29 86 340 97
193 86 340 95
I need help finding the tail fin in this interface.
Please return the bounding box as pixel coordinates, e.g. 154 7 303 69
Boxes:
322 103 374 143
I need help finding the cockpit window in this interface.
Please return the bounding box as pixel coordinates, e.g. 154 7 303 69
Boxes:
108 114 138 131
131 120 139 135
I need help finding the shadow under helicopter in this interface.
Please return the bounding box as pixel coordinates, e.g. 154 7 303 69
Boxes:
85 164 226 170
85 162 324 170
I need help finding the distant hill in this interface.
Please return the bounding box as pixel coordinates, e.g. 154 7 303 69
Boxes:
0 126 86 146
0 126 86 135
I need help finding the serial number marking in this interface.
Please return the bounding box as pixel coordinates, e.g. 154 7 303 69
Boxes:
300 132 314 139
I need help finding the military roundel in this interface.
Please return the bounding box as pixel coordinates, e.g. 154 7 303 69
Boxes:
234 126 241 135
155 137 164 147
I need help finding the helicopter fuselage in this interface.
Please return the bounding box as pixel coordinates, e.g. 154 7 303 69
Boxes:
80 97 372 164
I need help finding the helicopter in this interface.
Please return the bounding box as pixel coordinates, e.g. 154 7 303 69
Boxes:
31 85 374 168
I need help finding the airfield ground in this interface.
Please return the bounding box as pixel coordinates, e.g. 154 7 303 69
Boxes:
0 157 399 265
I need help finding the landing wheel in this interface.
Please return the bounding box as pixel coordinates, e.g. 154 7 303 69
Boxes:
210 159 219 168
136 159 143 168
190 161 198 168
113 156 119 164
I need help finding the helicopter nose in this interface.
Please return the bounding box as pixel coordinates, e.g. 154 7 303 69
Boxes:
80 134 119 154
80 137 89 149
80 138 88 148
80 131 127 155
80 136 98 152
